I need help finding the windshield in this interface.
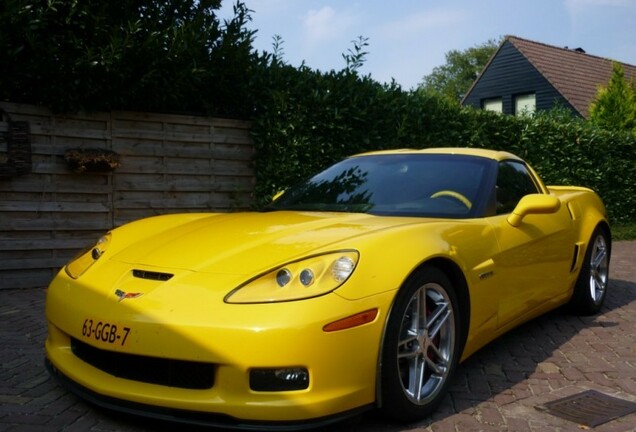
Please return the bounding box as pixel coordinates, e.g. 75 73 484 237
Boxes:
268 153 494 218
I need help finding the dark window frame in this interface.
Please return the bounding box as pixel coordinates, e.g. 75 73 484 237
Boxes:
495 160 540 215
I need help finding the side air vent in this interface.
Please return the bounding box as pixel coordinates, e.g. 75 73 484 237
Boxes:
570 244 580 273
132 269 173 281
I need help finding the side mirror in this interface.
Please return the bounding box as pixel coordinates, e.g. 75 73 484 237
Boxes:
507 194 561 227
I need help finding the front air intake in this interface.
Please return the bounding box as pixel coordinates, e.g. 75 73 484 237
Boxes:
132 269 173 281
71 338 214 389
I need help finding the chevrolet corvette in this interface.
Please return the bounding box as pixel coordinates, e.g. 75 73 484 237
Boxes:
45 148 611 429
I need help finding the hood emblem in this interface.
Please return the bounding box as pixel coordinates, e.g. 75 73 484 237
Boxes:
115 289 143 302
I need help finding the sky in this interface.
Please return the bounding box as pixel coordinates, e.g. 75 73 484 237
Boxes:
218 0 636 90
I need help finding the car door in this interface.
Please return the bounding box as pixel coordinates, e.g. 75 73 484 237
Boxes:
487 160 575 329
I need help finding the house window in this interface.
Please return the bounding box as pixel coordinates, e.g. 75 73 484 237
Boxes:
514 93 536 116
482 98 502 113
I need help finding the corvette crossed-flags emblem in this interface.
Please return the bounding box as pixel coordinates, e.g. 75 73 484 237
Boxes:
114 289 143 302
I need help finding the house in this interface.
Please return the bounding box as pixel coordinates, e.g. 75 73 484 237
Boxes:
461 35 636 118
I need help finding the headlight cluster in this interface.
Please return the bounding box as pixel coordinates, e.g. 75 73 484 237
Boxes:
225 250 359 303
65 234 111 279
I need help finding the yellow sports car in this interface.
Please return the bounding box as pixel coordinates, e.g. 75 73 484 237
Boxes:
45 148 611 429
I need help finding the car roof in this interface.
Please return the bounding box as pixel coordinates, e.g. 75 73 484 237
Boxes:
355 147 523 162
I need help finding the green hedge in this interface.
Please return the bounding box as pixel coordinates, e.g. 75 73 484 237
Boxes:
251 68 636 224
510 112 636 224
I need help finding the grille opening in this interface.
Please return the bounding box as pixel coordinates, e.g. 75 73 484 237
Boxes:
71 338 214 389
132 269 173 281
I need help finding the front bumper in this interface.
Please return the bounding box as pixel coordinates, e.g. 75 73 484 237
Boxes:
45 358 371 430
45 269 394 424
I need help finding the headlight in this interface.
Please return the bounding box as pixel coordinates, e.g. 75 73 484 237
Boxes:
65 234 111 279
225 250 359 304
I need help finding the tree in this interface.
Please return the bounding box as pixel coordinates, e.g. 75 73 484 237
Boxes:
419 38 500 102
589 62 636 133
0 0 258 116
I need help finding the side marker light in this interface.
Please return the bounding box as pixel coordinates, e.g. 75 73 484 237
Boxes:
323 309 379 332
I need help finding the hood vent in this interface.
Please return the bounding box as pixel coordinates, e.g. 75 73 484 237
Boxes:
132 269 173 281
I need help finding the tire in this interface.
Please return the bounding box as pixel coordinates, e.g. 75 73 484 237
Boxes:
568 226 611 315
380 266 462 422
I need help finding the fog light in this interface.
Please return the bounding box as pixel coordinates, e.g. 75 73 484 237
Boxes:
250 367 309 391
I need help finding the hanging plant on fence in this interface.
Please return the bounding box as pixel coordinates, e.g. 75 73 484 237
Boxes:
64 148 121 173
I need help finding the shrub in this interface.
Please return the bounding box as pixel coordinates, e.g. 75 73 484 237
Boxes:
251 64 636 224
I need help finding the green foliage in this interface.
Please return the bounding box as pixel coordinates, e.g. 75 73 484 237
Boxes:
250 32 635 224
589 62 636 133
251 63 393 202
342 36 370 72
612 222 636 241
1 3 633 226
0 0 259 116
252 56 636 224
418 38 500 101
507 110 636 225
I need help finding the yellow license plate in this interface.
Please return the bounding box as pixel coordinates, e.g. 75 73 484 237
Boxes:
81 318 131 346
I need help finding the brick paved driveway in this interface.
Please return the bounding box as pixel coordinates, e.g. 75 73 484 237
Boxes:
1 241 635 432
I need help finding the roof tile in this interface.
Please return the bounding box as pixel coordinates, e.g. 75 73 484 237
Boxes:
506 35 636 118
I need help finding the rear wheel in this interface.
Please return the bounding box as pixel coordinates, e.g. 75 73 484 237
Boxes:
568 226 611 315
380 267 461 422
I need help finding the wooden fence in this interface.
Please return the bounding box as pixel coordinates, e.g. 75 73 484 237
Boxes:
0 102 255 289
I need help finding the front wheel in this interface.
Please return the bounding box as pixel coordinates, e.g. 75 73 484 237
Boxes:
568 226 611 315
380 267 462 422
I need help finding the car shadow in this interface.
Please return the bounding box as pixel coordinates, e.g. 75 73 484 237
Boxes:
352 277 636 431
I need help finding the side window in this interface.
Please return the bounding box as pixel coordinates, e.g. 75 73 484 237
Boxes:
496 161 539 214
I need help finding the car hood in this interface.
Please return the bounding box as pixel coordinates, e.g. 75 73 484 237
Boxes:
110 211 425 275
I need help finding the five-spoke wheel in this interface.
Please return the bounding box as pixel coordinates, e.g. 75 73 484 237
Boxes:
381 267 461 421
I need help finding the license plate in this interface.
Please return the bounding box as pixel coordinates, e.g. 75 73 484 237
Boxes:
81 318 131 346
